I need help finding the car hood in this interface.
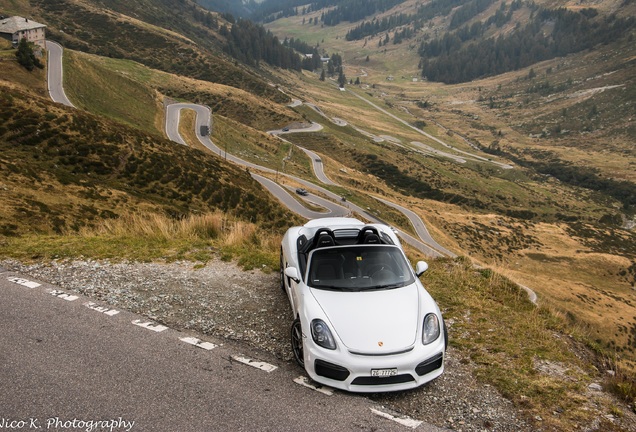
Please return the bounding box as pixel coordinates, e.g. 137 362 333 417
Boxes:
310 284 420 354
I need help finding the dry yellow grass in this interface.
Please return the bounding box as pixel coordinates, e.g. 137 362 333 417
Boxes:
80 212 214 239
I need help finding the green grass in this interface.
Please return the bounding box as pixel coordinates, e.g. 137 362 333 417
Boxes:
64 51 159 134
413 257 602 428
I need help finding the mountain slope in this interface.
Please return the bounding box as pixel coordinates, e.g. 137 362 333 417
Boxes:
0 83 294 236
26 0 286 102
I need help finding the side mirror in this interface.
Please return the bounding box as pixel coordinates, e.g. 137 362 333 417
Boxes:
415 261 429 277
284 267 301 283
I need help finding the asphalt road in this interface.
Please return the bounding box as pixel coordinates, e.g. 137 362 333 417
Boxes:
45 41 74 108
373 197 457 258
252 173 347 219
0 269 442 432
298 146 337 186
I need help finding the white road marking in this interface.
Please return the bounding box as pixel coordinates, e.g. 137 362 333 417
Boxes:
231 355 278 373
293 376 333 395
84 302 120 316
48 290 78 301
370 408 422 429
131 319 168 332
8 277 41 289
180 336 217 350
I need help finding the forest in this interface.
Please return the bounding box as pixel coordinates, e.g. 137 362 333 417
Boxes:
344 0 517 41
248 0 403 24
219 18 305 70
320 0 403 26
236 0 634 86
419 6 634 83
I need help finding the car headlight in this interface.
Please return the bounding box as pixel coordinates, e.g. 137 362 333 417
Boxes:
422 313 440 345
311 319 336 350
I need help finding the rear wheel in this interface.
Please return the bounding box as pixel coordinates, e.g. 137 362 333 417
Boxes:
291 318 304 367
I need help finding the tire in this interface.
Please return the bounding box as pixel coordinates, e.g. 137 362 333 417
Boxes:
291 318 304 368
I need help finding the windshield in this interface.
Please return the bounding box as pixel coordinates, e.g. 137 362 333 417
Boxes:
307 245 415 291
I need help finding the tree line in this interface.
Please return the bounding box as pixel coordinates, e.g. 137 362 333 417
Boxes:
345 13 413 41
219 18 304 70
344 0 501 42
218 15 341 73
449 0 496 30
249 0 405 25
320 0 403 26
420 6 635 84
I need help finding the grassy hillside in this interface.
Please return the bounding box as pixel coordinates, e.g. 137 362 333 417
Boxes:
4 0 287 103
59 49 303 135
0 64 299 238
264 0 635 182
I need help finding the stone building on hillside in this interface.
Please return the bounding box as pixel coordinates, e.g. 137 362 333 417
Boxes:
0 16 46 48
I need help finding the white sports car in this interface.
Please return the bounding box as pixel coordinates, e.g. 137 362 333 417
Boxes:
280 217 446 393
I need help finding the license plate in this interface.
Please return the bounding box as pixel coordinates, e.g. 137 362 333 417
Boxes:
371 368 398 377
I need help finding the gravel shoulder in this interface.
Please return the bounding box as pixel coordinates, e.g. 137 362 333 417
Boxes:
1 258 626 431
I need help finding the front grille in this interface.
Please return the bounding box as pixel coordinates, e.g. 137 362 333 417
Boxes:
351 374 415 386
415 353 444 376
349 347 414 356
315 359 350 381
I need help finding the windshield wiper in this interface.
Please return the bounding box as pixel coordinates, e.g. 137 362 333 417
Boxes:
311 285 358 292
367 282 405 290
311 285 343 291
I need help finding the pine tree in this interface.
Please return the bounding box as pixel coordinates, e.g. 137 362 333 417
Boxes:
338 71 346 88
16 38 43 71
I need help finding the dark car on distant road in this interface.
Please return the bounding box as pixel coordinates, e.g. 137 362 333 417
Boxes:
295 188 308 196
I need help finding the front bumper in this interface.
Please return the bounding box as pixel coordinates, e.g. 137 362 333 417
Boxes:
304 338 445 393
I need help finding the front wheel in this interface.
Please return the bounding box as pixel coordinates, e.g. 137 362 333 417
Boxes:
291 318 304 367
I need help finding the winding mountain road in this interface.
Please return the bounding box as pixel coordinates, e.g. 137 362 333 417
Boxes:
45 40 531 267
165 103 349 220
344 88 514 170
164 101 446 256
162 97 538 299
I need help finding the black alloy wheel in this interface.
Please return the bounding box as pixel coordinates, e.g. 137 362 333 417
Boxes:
291 318 304 367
